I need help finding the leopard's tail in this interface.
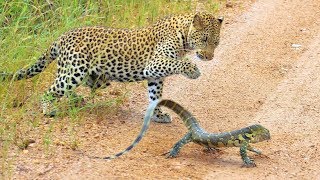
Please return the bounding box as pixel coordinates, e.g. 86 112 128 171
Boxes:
94 99 199 160
0 41 59 81
96 99 159 160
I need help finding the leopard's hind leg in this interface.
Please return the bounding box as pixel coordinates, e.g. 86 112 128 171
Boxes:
85 72 111 94
42 64 88 117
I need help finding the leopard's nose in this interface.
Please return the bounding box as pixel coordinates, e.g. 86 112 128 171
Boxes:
205 52 214 60
197 51 214 61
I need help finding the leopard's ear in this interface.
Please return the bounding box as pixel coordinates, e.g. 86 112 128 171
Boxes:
193 14 204 30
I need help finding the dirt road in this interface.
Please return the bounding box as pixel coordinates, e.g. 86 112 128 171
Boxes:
13 0 320 179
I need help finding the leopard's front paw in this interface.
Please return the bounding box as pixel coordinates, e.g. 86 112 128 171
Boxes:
183 63 201 79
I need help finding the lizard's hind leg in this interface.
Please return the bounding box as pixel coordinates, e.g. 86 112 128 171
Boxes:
166 132 192 158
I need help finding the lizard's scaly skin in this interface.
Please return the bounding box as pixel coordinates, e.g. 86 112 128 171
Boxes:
97 99 270 167
159 100 270 167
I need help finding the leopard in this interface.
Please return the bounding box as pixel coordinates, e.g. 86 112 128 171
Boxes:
1 13 223 123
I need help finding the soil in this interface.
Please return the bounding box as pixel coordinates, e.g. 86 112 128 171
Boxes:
10 0 320 179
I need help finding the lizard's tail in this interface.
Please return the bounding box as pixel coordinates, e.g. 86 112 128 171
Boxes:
94 99 198 160
97 100 159 160
158 99 200 131
0 41 59 81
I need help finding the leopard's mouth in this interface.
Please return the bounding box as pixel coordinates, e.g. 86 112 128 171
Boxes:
196 51 214 61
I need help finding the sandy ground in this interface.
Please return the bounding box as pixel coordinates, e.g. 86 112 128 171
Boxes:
10 0 320 179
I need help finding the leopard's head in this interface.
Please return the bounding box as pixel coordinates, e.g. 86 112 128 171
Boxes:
187 13 223 61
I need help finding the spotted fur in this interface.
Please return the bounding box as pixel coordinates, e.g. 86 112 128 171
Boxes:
1 13 223 122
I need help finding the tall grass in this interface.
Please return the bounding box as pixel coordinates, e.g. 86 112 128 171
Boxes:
0 0 223 177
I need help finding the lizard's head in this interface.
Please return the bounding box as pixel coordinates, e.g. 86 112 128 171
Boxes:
247 124 271 143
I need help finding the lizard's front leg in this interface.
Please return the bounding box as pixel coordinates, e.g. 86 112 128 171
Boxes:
240 141 257 167
247 145 262 155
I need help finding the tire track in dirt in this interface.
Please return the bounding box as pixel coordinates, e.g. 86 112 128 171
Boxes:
164 0 320 178
252 33 320 178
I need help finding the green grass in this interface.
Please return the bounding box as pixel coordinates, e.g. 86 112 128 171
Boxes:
0 0 223 177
